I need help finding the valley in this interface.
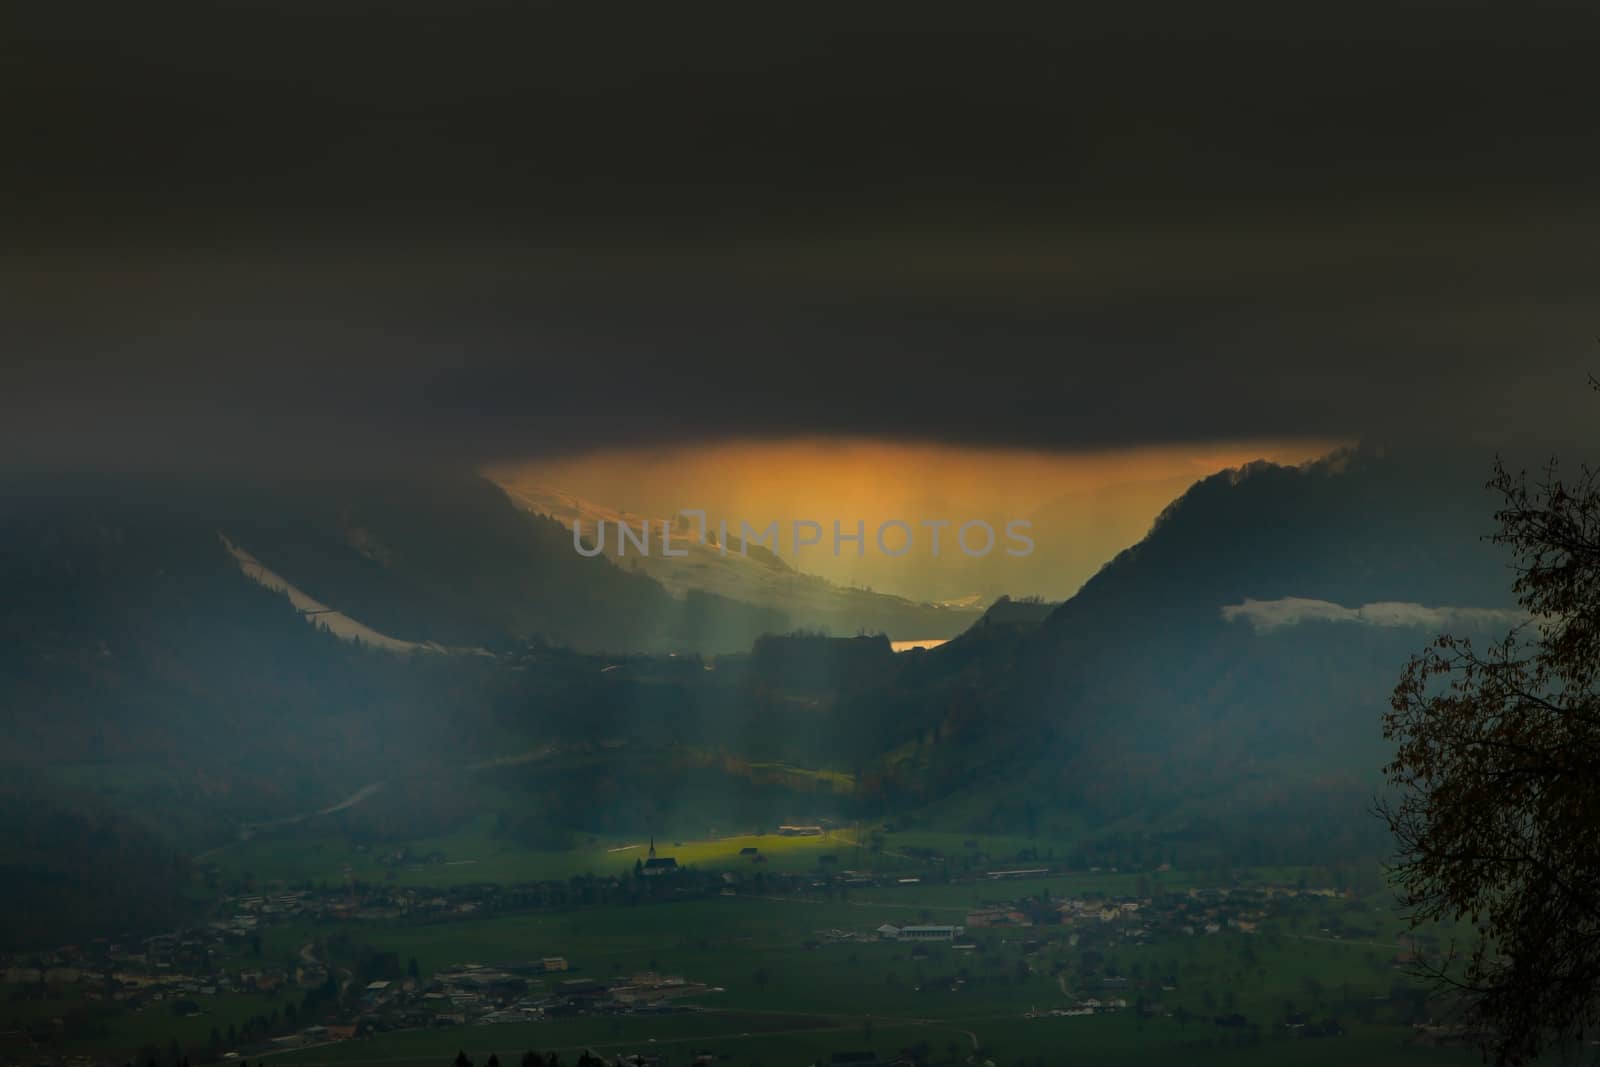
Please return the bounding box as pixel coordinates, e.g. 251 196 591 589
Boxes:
3 823 1479 1067
0 451 1540 1065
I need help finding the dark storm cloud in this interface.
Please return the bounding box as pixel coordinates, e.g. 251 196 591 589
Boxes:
3 0 1598 471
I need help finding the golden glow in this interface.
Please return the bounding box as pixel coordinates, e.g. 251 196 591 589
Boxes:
490 438 1341 528
488 437 1346 602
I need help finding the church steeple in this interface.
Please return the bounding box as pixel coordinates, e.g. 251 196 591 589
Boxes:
648 834 656 860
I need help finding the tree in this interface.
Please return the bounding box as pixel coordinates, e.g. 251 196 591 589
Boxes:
486 1055 500 1067
1384 420 1600 1065
454 1051 473 1067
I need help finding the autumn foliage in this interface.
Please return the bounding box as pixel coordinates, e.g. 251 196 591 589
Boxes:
1384 426 1600 1064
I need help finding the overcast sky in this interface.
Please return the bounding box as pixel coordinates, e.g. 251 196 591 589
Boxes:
4 1 1598 472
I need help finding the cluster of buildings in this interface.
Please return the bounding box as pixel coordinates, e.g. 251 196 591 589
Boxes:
1062 883 1356 943
0 878 600 1062
253 959 716 1054
1025 997 1130 1018
0 838 1373 1067
221 884 497 929
0 928 329 1014
884 882 1361 946
369 964 710 1029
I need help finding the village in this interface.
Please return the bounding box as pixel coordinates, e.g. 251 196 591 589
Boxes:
0 859 1406 1067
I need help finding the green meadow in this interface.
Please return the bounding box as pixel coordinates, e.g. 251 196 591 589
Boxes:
176 872 1474 1067
205 823 863 889
39 808 1480 1067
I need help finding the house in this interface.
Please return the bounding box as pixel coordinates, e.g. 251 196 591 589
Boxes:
642 857 679 876
739 846 759 856
541 957 569 972
778 825 823 836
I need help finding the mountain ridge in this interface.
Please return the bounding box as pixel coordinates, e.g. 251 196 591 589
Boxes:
0 450 1532 943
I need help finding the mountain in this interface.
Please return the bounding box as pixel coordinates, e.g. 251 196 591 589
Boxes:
1044 449 1515 631
0 472 830 942
0 476 491 941
206 473 777 653
876 449 1523 862
499 485 982 640
842 473 1207 603
0 450 1529 944
0 474 538 796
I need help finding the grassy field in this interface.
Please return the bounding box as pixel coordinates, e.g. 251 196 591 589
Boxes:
204 816 1352 896
300 893 1419 1015
34 822 1486 1067
2 987 290 1058
198 880 1466 1066
204 823 864 889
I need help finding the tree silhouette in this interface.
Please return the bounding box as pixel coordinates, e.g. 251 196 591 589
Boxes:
1384 401 1600 1065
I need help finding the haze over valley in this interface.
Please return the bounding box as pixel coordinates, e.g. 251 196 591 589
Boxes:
8 1 1600 1060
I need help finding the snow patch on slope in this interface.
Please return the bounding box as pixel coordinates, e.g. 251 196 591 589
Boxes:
221 533 441 653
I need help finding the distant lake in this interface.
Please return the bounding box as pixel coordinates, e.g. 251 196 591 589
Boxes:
891 638 948 653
